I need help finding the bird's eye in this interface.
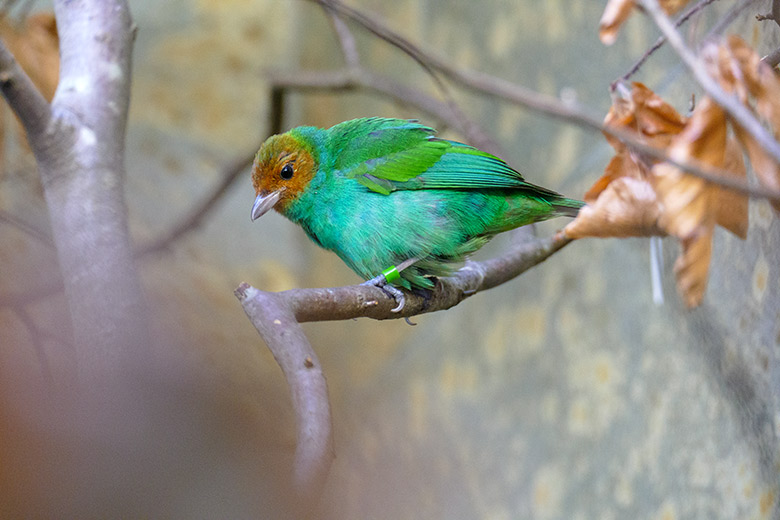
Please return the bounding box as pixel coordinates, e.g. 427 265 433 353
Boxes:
280 163 294 180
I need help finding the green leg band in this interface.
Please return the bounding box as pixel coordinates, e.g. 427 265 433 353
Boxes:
381 265 401 284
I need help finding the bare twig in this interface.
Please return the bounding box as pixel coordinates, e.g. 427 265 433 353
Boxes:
0 40 51 141
611 0 718 90
756 0 780 25
325 7 359 69
759 0 780 66
137 149 257 256
312 0 502 156
706 0 763 39
638 0 780 165
272 60 780 203
762 46 780 67
269 67 500 154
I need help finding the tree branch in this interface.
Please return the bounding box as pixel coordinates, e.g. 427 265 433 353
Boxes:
269 67 501 155
235 231 571 499
21 0 151 379
756 0 780 25
235 284 333 505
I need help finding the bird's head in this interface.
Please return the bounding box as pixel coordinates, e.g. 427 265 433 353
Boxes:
250 132 317 220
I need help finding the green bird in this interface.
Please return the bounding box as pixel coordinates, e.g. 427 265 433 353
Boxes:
251 117 582 310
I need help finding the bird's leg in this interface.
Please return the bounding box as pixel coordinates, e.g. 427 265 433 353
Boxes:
361 257 419 313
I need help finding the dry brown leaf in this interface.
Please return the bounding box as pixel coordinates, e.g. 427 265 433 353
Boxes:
584 152 639 203
674 231 713 308
653 96 726 307
629 82 689 138
714 138 749 238
733 122 780 212
586 83 686 202
706 35 780 212
599 0 691 46
719 36 780 127
599 0 635 46
654 97 725 237
578 79 749 308
565 177 662 238
572 83 689 237
603 83 687 152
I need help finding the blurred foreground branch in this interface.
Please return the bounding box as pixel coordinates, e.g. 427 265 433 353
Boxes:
0 0 149 379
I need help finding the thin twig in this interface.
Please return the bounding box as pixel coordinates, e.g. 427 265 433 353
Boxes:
611 0 718 90
324 6 359 69
762 46 780 66
137 150 257 256
269 86 286 135
273 65 780 201
0 39 51 143
706 0 763 39
756 0 780 25
313 0 503 156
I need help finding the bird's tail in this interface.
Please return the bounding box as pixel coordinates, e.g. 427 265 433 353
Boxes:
551 196 585 218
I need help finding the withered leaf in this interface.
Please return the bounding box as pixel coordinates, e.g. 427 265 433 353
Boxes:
584 150 645 203
674 231 713 308
652 96 725 307
603 83 687 152
714 138 749 238
629 82 688 138
565 177 663 238
706 35 780 211
599 0 635 46
733 121 780 212
586 83 686 205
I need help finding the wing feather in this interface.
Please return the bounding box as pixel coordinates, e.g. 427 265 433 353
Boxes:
328 117 560 197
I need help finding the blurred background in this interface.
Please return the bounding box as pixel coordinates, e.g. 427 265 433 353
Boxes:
1 0 779 518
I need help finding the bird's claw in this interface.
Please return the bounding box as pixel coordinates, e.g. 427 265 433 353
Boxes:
362 274 406 312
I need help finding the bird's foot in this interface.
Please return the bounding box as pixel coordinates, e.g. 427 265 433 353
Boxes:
361 273 406 313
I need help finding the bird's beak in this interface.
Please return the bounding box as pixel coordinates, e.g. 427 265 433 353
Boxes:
251 189 283 221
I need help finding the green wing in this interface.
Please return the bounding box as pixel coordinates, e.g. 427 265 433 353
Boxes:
328 117 559 197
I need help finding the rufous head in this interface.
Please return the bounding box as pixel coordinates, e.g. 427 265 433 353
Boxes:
250 132 317 220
